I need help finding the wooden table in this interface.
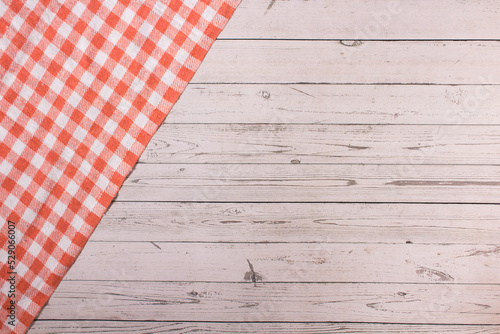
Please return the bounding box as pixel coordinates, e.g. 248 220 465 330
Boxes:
32 1 500 332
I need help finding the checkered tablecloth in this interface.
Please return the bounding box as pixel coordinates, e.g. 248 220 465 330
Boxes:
0 0 239 332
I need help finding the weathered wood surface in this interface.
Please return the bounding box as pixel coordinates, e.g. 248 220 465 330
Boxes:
140 124 500 164
193 41 500 84
34 0 500 331
219 0 500 40
65 242 500 284
167 84 500 125
116 164 500 203
37 281 500 324
93 202 500 244
29 321 500 334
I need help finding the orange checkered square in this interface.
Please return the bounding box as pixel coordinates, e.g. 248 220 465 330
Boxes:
0 0 239 332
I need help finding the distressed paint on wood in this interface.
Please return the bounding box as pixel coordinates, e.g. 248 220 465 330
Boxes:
116 164 500 203
192 41 500 84
93 202 500 244
65 242 500 284
167 84 500 125
33 0 500 331
220 0 500 40
140 124 500 164
38 281 500 324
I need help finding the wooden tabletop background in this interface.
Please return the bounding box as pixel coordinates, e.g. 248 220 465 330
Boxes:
31 1 500 333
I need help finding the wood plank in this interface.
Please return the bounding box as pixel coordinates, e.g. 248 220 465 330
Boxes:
94 202 500 244
65 242 500 283
140 124 500 164
168 84 500 125
116 164 500 203
29 321 500 334
220 0 500 40
38 281 500 324
192 41 500 84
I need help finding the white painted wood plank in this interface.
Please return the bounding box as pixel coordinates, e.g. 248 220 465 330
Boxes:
192 41 500 84
65 242 500 283
167 84 500 124
141 124 500 164
220 0 500 40
29 321 500 334
38 281 500 324
116 164 500 203
94 202 500 244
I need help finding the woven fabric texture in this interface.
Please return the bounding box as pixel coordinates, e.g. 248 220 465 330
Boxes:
0 0 239 332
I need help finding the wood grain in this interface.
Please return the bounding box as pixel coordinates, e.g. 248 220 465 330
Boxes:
29 321 500 334
220 0 500 40
117 164 500 203
38 281 500 324
192 41 500 84
33 1 500 331
167 84 500 125
65 242 500 284
93 202 500 244
140 124 500 164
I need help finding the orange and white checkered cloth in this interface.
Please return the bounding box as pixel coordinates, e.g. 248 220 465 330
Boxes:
0 0 239 332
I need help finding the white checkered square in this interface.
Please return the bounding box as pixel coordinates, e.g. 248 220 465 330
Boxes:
80 70 94 87
98 84 113 101
2 71 16 87
45 256 58 271
82 194 98 211
57 21 72 39
202 6 217 21
66 179 79 196
108 153 121 169
53 200 66 217
17 173 31 189
125 42 141 59
86 106 100 122
175 49 189 64
130 77 145 94
73 126 87 142
25 118 38 135
54 112 70 129
44 42 59 59
50 77 65 95
112 63 127 80
31 152 45 169
88 15 105 32
44 132 57 149
11 138 25 155
121 7 135 24
22 208 37 224
27 242 42 258
34 187 49 204
90 139 105 156
58 235 72 252
38 98 52 115
6 104 21 122
4 194 19 210
94 50 108 67
138 20 154 37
